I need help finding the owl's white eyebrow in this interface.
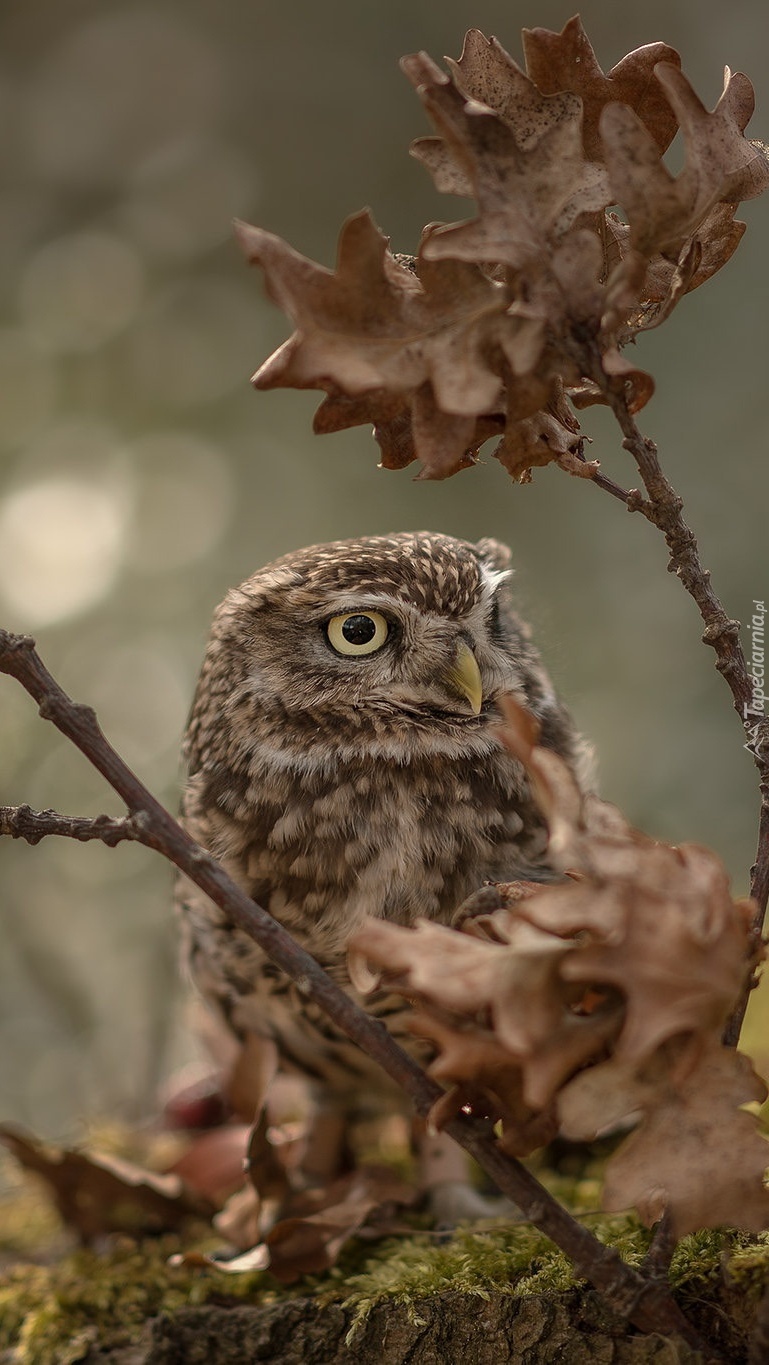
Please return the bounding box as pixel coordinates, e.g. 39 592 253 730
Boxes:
481 566 512 596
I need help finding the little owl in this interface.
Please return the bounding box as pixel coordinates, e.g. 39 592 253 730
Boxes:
176 531 587 1206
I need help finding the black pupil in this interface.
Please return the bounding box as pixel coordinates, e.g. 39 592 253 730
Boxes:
342 614 377 646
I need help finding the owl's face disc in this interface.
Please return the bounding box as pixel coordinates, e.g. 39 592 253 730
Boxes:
214 531 532 727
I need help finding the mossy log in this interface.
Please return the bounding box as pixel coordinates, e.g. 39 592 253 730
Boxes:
85 1286 742 1364
2 1207 767 1364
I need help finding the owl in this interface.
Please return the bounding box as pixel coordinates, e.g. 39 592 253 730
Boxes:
176 531 587 1197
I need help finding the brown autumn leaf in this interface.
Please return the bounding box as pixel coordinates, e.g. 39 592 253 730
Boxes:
184 1166 417 1282
166 1124 251 1205
263 1166 416 1283
492 406 584 484
0 1124 215 1241
352 693 765 1235
637 204 745 305
522 15 682 160
410 29 584 200
601 66 769 259
559 844 755 1065
237 209 557 478
601 1044 769 1238
239 23 767 477
238 210 515 412
352 900 624 1116
410 1012 559 1157
403 50 609 272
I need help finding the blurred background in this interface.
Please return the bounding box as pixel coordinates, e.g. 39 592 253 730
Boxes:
0 0 767 1139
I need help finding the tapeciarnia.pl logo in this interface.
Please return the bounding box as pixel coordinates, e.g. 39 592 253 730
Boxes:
744 599 766 752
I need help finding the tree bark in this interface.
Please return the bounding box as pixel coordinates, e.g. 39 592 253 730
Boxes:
84 1284 753 1365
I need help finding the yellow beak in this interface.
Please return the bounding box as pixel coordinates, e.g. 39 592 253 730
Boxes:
445 641 483 715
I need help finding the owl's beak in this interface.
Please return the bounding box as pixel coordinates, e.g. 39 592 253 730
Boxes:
445 640 483 715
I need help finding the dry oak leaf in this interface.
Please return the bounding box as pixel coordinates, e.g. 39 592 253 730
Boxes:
410 29 584 200
185 1167 417 1284
0 1124 215 1242
600 1044 769 1238
492 407 583 484
492 376 593 484
559 845 756 1066
521 16 682 161
601 66 769 259
402 50 609 272
497 695 756 1063
351 909 623 1114
238 210 551 478
238 210 512 413
627 204 746 311
409 1011 559 1157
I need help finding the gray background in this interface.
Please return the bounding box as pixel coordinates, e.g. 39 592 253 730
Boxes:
0 0 767 1138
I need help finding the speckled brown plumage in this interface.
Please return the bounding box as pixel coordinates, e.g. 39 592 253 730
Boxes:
176 531 588 1108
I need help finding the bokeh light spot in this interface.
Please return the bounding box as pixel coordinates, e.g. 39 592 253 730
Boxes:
0 478 129 626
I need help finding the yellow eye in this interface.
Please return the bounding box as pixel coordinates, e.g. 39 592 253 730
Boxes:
327 611 389 656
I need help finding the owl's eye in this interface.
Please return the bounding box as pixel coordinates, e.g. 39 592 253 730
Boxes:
326 612 389 656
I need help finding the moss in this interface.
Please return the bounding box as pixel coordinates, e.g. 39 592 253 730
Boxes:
331 1214 651 1337
2 1154 767 1365
0 1236 287 1365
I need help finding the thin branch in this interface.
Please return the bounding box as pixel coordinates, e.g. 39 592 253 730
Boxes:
0 628 708 1354
643 1211 676 1280
0 804 141 847
572 446 648 509
584 371 769 1046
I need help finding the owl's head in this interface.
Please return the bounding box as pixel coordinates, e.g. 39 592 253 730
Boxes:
206 531 542 727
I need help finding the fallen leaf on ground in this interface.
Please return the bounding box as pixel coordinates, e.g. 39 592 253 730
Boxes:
0 1124 215 1242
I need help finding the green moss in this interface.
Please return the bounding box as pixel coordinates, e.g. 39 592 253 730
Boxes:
330 1213 652 1337
0 1235 287 1365
2 1163 767 1365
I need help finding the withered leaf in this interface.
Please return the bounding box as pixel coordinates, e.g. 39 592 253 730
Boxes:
0 1124 215 1241
238 210 511 414
238 209 552 478
353 694 764 1235
657 63 769 215
447 29 583 148
410 1012 559 1157
522 16 681 159
402 51 609 271
638 204 746 305
601 66 769 259
492 407 583 484
189 1167 417 1283
601 1045 769 1238
410 29 583 200
239 23 767 481
167 1124 251 1205
560 846 755 1064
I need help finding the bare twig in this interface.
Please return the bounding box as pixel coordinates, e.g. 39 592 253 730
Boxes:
572 447 648 509
587 371 769 1045
643 1211 676 1281
0 804 140 847
0 627 708 1353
